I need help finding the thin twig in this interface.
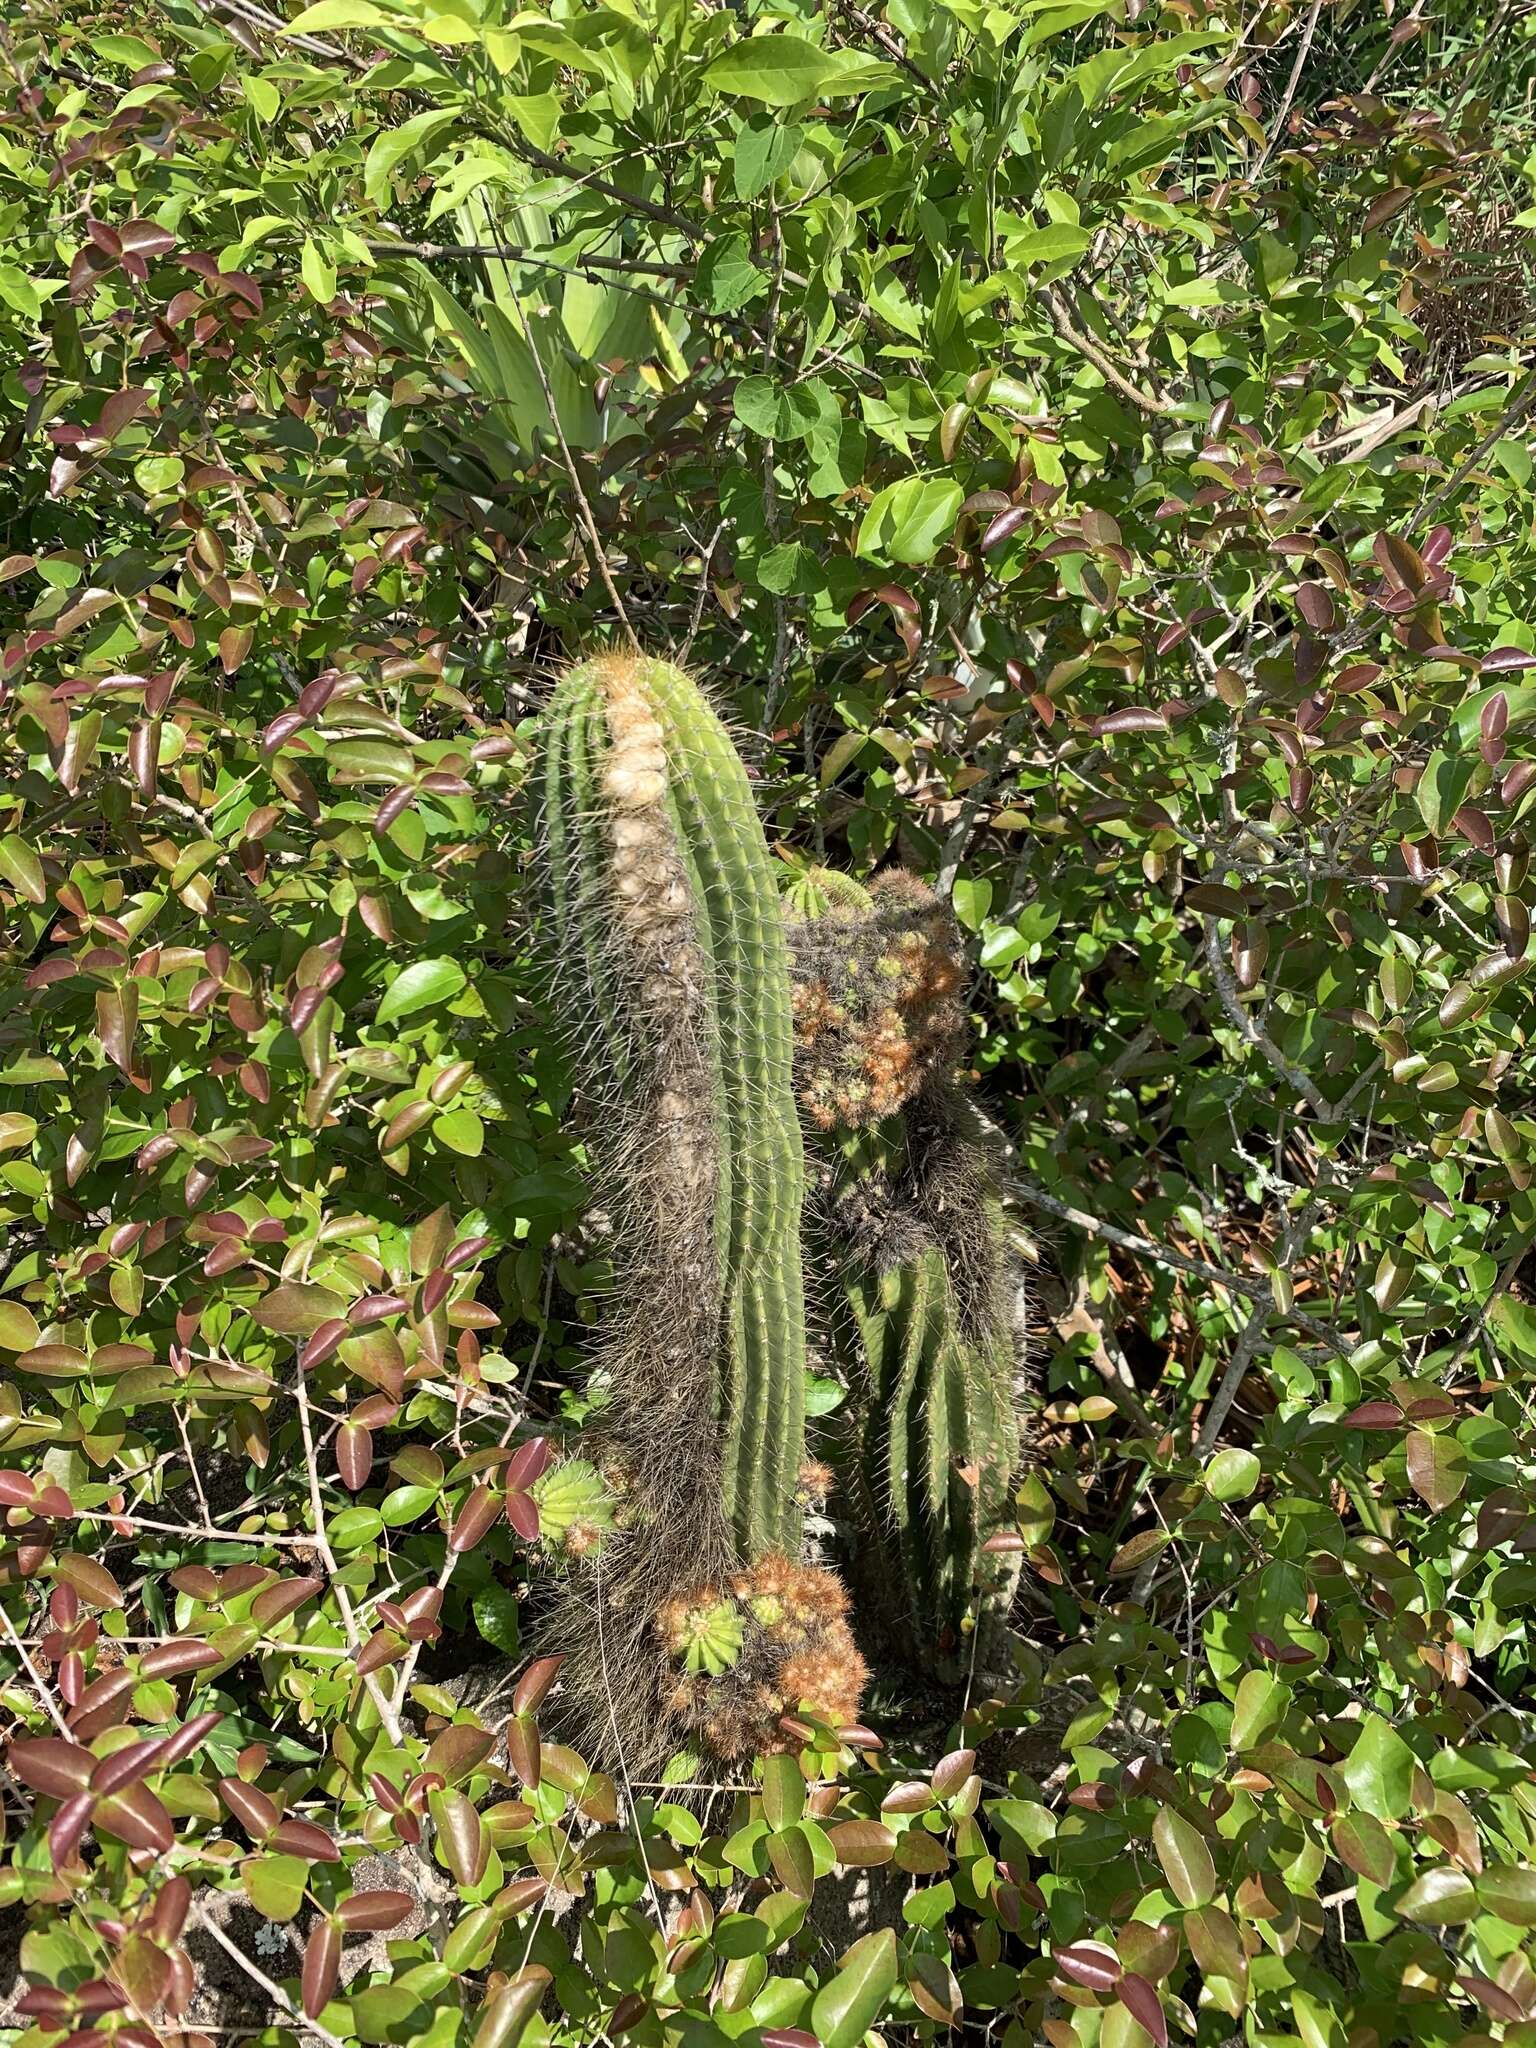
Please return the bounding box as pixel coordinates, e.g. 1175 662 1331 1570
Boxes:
293 1362 405 1744
201 0 355 65
1051 1276 1162 1437
370 238 762 339
386 1263 550 1718
0 1606 74 1737
371 238 690 281
500 289 639 650
1413 367 1536 538
1194 1294 1273 1455
195 1906 347 2048
65 1508 316 1550
1250 0 1324 178
1441 1224 1536 1384
1038 285 1175 417
679 520 729 665
177 1410 213 1525
1203 916 1333 1119
1007 1197 1345 1355
760 218 791 722
593 1547 667 1934
833 0 939 93
935 776 997 899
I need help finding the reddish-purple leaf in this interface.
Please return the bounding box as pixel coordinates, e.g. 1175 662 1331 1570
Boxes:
1341 1401 1405 1430
89 1740 167 1798
1334 662 1382 694
505 1436 552 1491
1095 708 1167 736
1186 882 1247 918
336 1888 417 1931
1118 1973 1168 2048
1054 1942 1121 1992
336 1422 373 1493
356 1632 406 1676
97 387 151 443
505 1712 541 1789
1458 1975 1527 2023
1364 186 1412 231
219 1776 280 1840
350 1292 409 1325
249 1577 324 1627
300 1318 348 1372
980 505 1029 553
504 1489 541 1542
430 1787 487 1887
139 1640 222 1680
92 1782 175 1853
7 1737 94 1798
263 710 307 753
120 219 177 258
15 1991 74 2021
48 1791 96 1867
1451 805 1494 854
837 1724 882 1750
1421 524 1453 565
302 1920 340 2019
270 1816 341 1862
931 1747 975 1798
514 1655 564 1719
375 787 417 833
420 1267 452 1316
151 1875 192 1943
450 1484 501 1553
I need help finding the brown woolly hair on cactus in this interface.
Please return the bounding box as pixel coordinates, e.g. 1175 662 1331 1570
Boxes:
658 1555 869 1759
788 869 968 1133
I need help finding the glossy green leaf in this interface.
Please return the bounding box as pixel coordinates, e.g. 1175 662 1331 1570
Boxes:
810 1929 899 2048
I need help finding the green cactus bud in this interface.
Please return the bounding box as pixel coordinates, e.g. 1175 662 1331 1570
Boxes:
532 1460 616 1554
659 1592 745 1676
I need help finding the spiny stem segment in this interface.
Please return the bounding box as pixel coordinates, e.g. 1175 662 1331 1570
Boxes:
538 654 852 1767
787 869 1021 1668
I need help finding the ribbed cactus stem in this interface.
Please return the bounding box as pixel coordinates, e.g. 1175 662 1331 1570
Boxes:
846 1244 1015 1635
541 654 807 1554
788 866 1021 1662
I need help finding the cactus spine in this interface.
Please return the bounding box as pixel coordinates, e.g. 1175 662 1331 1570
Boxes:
538 656 862 1766
787 871 1020 1667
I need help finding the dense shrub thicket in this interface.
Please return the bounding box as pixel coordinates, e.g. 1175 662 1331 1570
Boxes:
3 0 1536 2041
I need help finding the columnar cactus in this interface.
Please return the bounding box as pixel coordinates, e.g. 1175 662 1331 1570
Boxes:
787 870 1020 1667
537 654 861 1766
